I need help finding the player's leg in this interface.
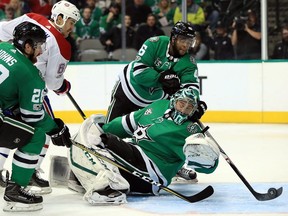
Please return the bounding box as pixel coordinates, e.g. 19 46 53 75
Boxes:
0 115 44 212
26 96 54 195
105 80 142 123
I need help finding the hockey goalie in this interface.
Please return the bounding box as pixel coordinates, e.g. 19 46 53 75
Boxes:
66 88 220 205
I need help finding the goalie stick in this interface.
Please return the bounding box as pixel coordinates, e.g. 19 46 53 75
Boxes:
67 92 87 120
197 120 283 201
71 139 214 203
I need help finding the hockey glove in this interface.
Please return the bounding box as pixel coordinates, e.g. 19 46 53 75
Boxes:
54 79 71 95
189 100 207 121
47 118 72 148
158 70 180 96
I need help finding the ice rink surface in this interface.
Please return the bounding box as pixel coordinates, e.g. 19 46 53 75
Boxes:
1 123 288 216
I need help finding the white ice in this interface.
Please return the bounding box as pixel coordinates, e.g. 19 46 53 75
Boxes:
1 123 288 216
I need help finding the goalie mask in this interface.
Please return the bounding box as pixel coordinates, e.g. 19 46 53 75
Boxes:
169 88 198 125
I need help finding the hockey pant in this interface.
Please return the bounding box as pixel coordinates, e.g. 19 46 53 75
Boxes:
0 95 54 179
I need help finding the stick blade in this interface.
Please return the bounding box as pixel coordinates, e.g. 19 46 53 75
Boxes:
185 185 214 203
254 187 283 201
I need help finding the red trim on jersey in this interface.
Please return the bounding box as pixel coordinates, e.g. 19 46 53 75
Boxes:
27 13 71 60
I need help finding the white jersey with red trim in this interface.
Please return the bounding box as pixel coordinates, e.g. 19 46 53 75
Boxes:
0 13 71 91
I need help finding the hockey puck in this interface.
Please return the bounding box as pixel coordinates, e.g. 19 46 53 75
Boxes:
268 188 277 197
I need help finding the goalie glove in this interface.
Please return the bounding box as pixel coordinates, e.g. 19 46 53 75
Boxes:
183 133 220 173
189 100 207 121
158 69 180 96
47 118 72 148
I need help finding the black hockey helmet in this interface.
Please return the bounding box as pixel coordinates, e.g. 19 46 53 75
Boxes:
171 21 196 39
13 21 46 53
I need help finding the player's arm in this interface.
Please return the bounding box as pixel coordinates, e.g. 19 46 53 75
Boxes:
0 15 27 41
102 108 146 138
131 39 163 88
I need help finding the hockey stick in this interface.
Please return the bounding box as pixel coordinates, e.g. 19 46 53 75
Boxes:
66 92 87 120
71 139 214 203
197 120 283 201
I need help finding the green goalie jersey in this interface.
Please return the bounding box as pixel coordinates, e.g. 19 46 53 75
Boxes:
102 99 202 184
118 35 200 108
0 42 56 132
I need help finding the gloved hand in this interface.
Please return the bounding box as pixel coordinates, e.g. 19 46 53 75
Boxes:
158 69 180 95
47 118 72 148
189 100 207 121
54 79 71 95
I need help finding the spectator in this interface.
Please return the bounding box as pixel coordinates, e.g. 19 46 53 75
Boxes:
99 2 121 34
206 20 234 60
231 9 261 60
134 13 165 50
26 0 52 18
83 0 102 22
173 0 205 25
153 0 175 27
0 5 15 21
74 6 100 45
271 24 288 59
189 31 209 60
126 0 152 28
99 14 135 54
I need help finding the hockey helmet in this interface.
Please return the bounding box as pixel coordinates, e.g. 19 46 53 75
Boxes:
171 21 196 48
169 87 198 125
13 21 46 53
51 0 80 24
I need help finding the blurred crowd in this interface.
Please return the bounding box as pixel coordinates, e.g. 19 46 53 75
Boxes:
1 0 288 61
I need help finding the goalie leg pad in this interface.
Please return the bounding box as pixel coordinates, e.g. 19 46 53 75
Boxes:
184 133 220 173
68 144 129 204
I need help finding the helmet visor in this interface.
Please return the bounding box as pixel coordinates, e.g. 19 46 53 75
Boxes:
175 98 196 116
177 35 196 48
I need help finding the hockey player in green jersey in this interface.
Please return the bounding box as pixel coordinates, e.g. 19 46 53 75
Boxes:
68 87 219 204
0 22 72 212
106 21 204 123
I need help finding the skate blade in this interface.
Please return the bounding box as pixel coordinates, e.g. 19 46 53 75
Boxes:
171 176 198 184
3 201 43 212
25 185 52 195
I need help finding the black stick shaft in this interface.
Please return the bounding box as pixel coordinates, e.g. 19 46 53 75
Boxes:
197 120 283 201
67 92 86 120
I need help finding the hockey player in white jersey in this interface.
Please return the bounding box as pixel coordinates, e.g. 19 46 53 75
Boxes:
0 0 80 194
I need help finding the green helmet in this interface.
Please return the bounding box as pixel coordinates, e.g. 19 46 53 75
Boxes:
169 88 198 125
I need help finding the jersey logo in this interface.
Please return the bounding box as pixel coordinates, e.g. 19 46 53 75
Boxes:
134 124 153 143
149 36 159 42
187 123 198 133
144 108 152 115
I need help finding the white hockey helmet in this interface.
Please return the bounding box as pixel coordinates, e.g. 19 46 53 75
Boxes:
51 1 80 24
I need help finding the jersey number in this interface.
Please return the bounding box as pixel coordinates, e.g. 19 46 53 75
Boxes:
32 89 45 103
138 44 148 56
0 65 9 85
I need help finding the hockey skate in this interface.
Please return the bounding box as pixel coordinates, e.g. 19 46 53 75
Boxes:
3 180 43 212
84 186 127 205
26 169 52 195
171 167 198 184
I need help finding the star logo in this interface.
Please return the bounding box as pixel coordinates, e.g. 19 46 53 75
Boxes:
134 124 153 143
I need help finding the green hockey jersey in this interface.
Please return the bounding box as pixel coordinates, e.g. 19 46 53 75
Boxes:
102 99 203 184
0 42 56 132
119 35 200 108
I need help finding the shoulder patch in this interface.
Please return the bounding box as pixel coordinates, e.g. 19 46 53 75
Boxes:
189 55 197 64
149 36 160 42
187 123 199 133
